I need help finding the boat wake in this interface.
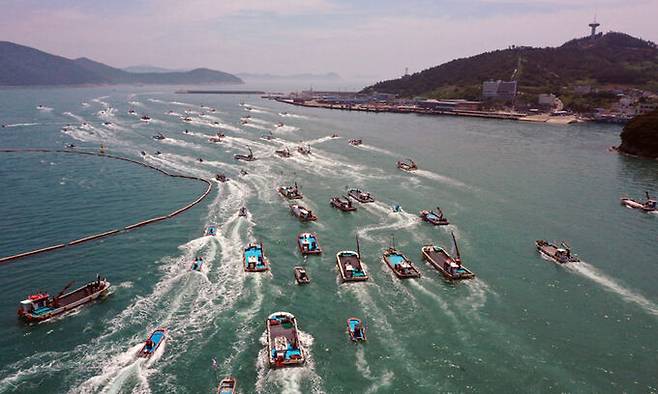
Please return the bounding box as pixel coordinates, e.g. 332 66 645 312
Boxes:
357 202 419 242
413 169 469 190
255 330 323 394
1 122 40 128
356 144 395 157
565 261 658 317
355 347 394 394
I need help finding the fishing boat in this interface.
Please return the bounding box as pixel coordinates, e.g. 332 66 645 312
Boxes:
297 232 321 255
421 232 475 280
234 147 255 161
182 117 193 122
17 275 111 323
240 169 248 176
275 147 292 158
217 377 237 394
137 328 167 358
241 119 249 125
266 312 306 367
331 133 339 138
140 115 151 122
347 317 366 342
243 242 270 272
297 144 311 155
191 257 204 271
397 159 418 172
383 239 421 279
215 174 229 183
208 133 224 143
535 240 580 264
330 195 357 212
205 224 217 236
347 188 375 203
294 267 311 284
103 121 112 126
238 207 247 217
277 182 303 199
336 236 369 282
290 204 318 222
348 139 362 146
620 192 657 212
276 122 284 128
128 109 136 114
261 132 274 140
419 207 449 225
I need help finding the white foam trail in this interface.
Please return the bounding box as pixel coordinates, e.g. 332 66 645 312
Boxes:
279 112 309 119
355 347 394 394
355 144 395 156
170 101 196 107
37 106 53 111
413 169 469 190
2 122 40 128
358 202 420 241
305 136 334 146
565 261 658 316
129 101 143 107
255 330 323 394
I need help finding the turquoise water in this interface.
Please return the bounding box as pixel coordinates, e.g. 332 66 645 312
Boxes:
0 86 657 393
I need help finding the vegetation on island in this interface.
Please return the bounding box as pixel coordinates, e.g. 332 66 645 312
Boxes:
363 32 658 105
618 109 658 159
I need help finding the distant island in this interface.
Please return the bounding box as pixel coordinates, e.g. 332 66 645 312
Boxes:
0 41 243 87
237 72 341 82
617 109 658 159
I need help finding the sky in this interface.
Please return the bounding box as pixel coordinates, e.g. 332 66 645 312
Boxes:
1 0 657 82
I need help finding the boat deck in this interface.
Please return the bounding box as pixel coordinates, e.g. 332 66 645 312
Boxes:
423 247 474 279
337 253 368 281
244 247 268 271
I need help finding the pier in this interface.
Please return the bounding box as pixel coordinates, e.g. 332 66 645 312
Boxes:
0 148 213 264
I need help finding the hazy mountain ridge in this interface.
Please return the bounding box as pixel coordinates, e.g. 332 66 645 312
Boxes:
0 41 243 86
237 72 341 81
362 32 658 99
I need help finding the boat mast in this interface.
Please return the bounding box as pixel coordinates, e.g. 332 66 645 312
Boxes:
356 234 361 257
451 232 461 264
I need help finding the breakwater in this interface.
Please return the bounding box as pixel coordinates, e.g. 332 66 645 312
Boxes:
0 148 213 264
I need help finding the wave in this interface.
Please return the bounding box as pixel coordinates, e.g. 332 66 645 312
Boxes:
355 347 394 394
37 106 53 111
413 169 470 190
355 144 396 156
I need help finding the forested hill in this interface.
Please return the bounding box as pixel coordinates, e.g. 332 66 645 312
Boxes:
362 32 658 99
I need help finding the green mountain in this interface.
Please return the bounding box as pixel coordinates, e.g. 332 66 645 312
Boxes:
363 32 658 100
0 41 243 86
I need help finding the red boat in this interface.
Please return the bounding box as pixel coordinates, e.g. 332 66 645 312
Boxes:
396 159 418 172
620 192 656 212
17 275 111 323
290 204 318 222
277 182 303 199
421 232 475 280
330 195 356 212
419 207 449 225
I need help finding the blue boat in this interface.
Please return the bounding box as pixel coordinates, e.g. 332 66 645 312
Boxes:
297 232 321 255
138 328 167 358
191 257 204 271
383 247 421 279
243 242 270 272
267 312 306 367
347 317 366 342
205 225 217 236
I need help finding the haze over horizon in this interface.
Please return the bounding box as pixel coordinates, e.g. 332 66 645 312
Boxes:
1 0 657 82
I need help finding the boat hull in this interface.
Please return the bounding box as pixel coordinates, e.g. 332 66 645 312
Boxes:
421 246 475 280
620 198 656 212
217 377 237 394
277 187 303 200
535 240 580 264
420 211 449 225
19 280 111 323
297 232 321 255
138 328 167 358
294 267 311 284
244 243 270 272
347 190 374 203
347 317 366 341
330 198 356 212
383 249 421 279
267 312 306 368
336 251 369 282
